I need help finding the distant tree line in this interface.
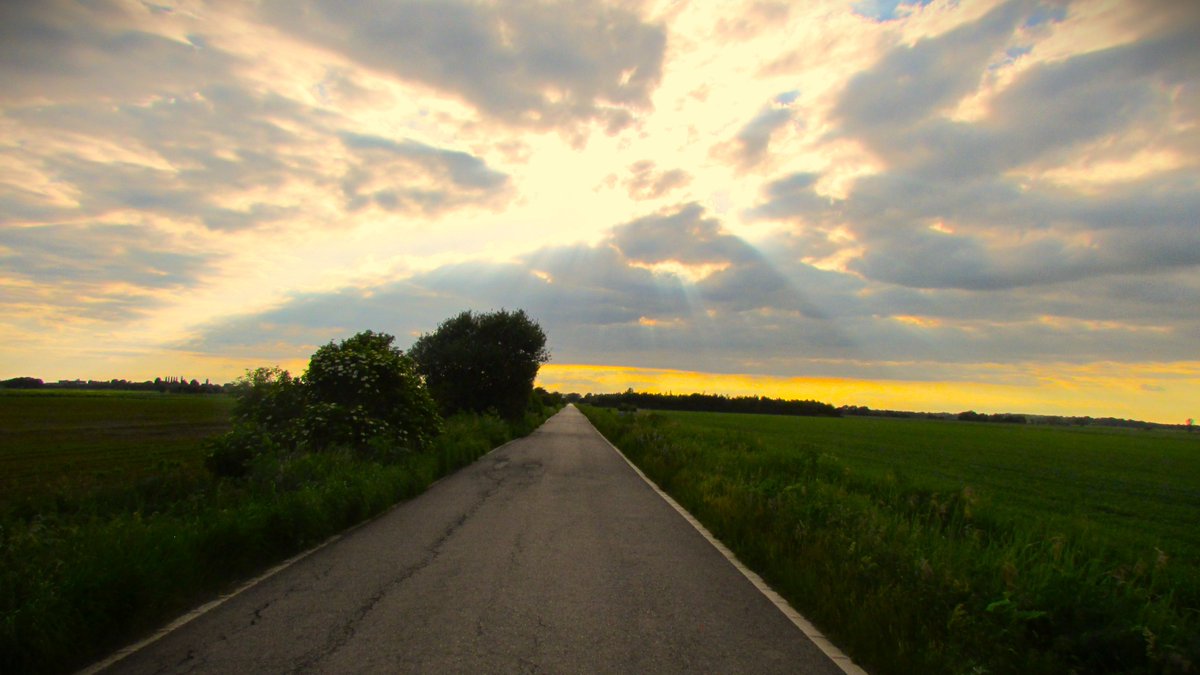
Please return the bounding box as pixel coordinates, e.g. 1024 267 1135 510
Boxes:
956 410 1028 424
1032 414 1185 431
583 390 840 417
839 405 950 420
842 404 1185 431
0 376 229 394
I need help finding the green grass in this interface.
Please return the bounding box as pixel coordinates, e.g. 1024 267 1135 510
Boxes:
0 390 558 674
581 407 1200 675
0 390 234 505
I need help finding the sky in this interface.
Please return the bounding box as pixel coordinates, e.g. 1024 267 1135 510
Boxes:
1 0 1197 423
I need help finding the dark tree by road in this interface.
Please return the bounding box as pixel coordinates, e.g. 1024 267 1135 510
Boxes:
409 309 550 419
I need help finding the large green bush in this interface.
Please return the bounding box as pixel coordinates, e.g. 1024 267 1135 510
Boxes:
206 331 441 476
304 330 441 452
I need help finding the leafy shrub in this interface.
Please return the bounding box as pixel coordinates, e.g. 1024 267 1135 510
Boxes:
205 331 442 476
203 428 260 478
304 331 441 451
228 367 306 441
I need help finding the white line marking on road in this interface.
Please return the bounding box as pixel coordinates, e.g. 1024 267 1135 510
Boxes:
586 412 870 675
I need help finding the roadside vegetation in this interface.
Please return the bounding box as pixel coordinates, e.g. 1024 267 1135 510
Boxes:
1 311 559 674
581 406 1200 675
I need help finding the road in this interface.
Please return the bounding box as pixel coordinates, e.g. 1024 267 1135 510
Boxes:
98 406 850 674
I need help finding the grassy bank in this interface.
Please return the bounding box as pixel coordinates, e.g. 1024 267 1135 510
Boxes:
0 390 558 674
581 406 1199 675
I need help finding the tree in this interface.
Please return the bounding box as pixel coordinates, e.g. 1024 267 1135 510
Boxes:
0 377 43 389
409 309 550 419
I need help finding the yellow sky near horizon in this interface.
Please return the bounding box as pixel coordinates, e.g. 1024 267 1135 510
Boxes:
536 362 1200 425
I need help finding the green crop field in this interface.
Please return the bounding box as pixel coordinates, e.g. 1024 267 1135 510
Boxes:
582 406 1200 675
669 412 1200 561
0 390 234 507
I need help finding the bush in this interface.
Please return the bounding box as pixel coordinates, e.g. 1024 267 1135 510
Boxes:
304 331 441 452
205 331 442 477
203 427 267 478
227 367 306 443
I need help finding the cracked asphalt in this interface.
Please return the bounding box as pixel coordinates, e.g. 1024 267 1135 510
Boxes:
101 406 845 674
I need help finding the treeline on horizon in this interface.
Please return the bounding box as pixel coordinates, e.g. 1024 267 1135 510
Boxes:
1 376 228 395
581 390 841 417
845 405 1191 431
582 390 1190 431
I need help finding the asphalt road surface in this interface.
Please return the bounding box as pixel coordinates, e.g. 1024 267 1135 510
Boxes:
99 406 848 674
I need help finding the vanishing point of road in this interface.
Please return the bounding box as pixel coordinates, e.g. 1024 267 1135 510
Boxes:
95 406 855 674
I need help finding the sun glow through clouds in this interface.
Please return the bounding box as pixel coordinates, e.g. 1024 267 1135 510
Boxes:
0 0 1195 423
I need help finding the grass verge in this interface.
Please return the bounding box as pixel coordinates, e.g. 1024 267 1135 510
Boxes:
0 392 558 674
580 406 1199 675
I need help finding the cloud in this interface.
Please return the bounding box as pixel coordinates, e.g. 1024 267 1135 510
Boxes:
259 0 666 134
0 223 212 321
750 0 1200 298
624 161 691 200
713 1 792 40
711 98 797 170
0 0 243 105
835 1 1025 141
184 204 859 372
3 0 1197 421
182 192 1200 384
613 204 747 266
339 133 511 215
2 81 332 231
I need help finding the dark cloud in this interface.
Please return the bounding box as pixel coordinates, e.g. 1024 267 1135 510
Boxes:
0 223 212 321
0 224 204 289
186 205 860 372
259 0 666 133
610 204 829 316
833 0 1199 183
0 0 241 105
747 172 830 223
624 161 691 200
835 1 1024 141
712 102 795 170
3 84 325 231
183 194 1200 376
884 32 1199 182
613 204 748 265
752 0 1200 298
848 227 1097 290
339 133 511 215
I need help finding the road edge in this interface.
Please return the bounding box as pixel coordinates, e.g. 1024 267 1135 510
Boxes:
579 408 870 675
75 430 534 675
